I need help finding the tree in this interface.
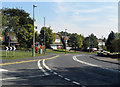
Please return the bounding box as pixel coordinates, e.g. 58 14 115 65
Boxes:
2 8 33 33
111 39 120 52
83 33 98 51
108 32 120 52
106 31 116 52
89 33 98 48
39 27 55 48
2 8 33 48
58 31 69 36
16 24 33 48
68 33 83 50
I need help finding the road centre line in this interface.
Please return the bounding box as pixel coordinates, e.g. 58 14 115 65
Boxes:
73 55 120 73
0 55 59 66
43 60 51 70
43 59 83 86
37 60 49 76
72 81 80 85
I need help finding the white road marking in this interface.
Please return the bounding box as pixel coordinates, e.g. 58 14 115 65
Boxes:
58 75 63 78
73 55 120 73
37 60 49 76
43 60 51 70
53 72 58 75
64 78 71 81
0 69 8 72
1 75 47 81
72 81 80 85
0 77 17 81
43 59 82 86
73 56 98 67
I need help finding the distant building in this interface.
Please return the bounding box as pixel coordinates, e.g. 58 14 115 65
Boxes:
97 39 105 49
50 34 71 50
50 34 63 49
3 32 19 46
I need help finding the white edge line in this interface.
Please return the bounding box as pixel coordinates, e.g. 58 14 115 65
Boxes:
73 56 120 72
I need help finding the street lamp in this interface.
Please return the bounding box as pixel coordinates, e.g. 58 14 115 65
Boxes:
32 5 37 57
65 29 67 54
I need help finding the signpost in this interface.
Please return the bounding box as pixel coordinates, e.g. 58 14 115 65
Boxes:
5 46 16 57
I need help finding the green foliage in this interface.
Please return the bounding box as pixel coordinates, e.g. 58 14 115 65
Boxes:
89 33 98 48
68 33 83 49
83 33 98 51
2 8 33 33
16 24 33 48
106 31 120 52
39 27 55 48
106 31 116 52
58 31 69 36
2 8 33 48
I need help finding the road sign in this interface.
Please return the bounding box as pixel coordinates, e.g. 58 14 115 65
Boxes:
13 46 16 51
5 47 9 51
5 46 16 51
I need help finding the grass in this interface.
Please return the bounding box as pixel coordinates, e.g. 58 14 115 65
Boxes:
118 58 120 61
46 49 95 54
1 51 46 59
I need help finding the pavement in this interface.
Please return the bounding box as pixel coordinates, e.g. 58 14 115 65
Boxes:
90 54 120 65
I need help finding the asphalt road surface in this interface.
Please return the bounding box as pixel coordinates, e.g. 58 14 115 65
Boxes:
1 54 120 87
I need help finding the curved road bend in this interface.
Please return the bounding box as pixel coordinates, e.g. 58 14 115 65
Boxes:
1 54 120 86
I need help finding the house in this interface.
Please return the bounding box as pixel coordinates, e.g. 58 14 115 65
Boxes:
50 34 71 50
50 34 63 49
97 39 105 49
3 32 19 46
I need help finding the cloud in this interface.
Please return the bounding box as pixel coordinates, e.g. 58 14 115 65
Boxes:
73 8 103 14
72 16 98 22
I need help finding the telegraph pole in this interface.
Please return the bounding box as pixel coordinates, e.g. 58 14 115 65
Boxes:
44 17 46 54
65 29 67 54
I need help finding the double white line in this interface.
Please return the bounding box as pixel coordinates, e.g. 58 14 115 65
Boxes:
37 60 50 76
39 59 83 86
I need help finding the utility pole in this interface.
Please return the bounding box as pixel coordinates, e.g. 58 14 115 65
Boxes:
44 17 46 54
65 29 67 54
102 36 103 50
32 5 37 57
89 36 90 52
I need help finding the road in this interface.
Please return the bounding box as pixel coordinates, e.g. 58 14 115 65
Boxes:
1 54 120 87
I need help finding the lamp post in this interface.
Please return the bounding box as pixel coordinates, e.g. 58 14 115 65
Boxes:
44 17 46 54
32 5 37 57
65 29 67 54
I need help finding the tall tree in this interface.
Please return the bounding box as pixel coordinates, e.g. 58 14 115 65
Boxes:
106 31 115 52
16 24 33 48
83 33 98 51
68 33 83 50
39 27 55 48
89 33 98 48
2 8 33 48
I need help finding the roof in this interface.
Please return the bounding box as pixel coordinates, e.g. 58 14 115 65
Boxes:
97 40 105 43
55 35 60 39
62 36 69 40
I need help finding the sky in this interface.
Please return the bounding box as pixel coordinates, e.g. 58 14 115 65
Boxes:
1 0 119 39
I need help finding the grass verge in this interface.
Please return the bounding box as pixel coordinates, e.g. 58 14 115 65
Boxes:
1 51 46 59
46 49 95 54
118 58 120 61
